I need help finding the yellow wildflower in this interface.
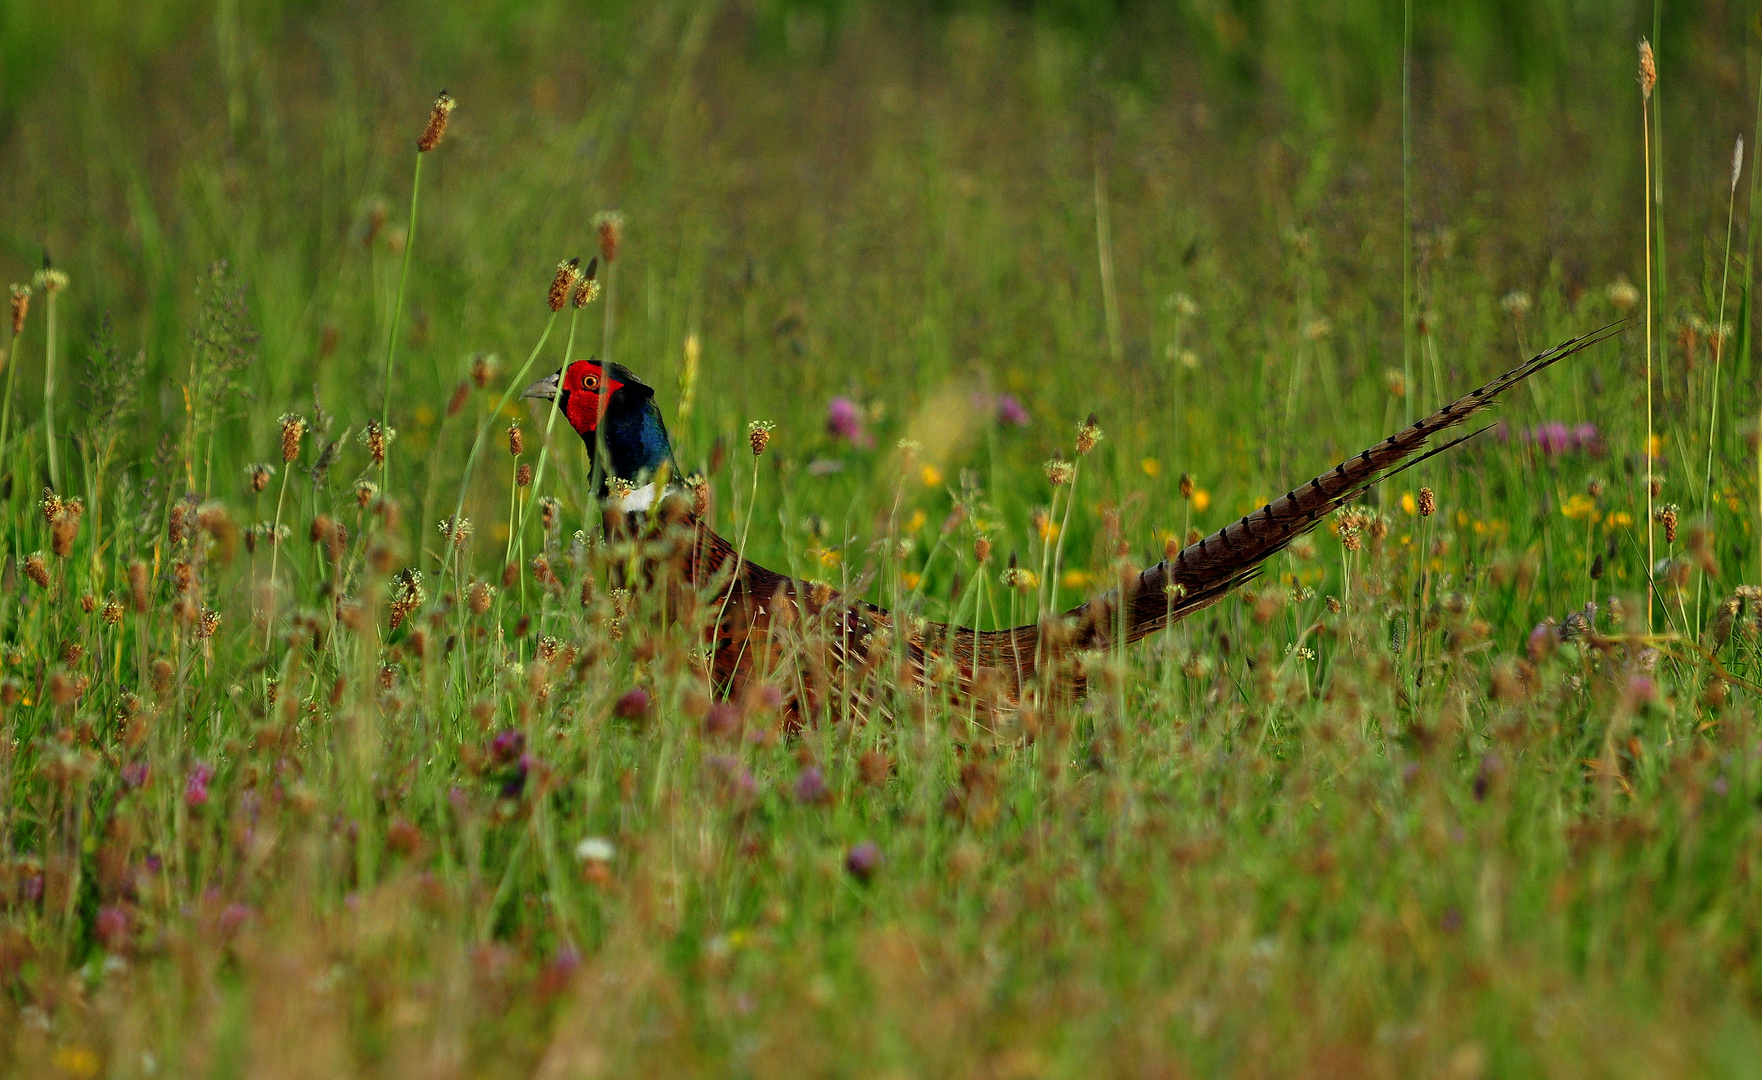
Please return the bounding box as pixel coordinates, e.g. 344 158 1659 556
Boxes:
920 464 943 487
1141 457 1161 477
1191 490 1211 513
1560 495 1597 521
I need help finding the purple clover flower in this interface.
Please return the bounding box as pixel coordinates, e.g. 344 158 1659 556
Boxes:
793 765 829 805
120 761 150 790
996 394 1030 427
490 728 525 764
185 762 214 808
614 688 651 720
826 397 869 446
845 841 882 882
95 904 131 949
1516 422 1604 457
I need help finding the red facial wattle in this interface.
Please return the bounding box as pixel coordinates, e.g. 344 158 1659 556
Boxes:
561 361 624 433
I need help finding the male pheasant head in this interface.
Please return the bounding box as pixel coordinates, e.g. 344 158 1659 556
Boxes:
522 359 676 490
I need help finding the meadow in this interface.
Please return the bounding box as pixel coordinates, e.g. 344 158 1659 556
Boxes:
4 1 1762 1075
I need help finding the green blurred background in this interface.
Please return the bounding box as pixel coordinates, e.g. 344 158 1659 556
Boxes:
0 0 1755 586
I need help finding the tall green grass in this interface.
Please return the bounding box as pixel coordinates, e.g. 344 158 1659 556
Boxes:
1 2 1761 1075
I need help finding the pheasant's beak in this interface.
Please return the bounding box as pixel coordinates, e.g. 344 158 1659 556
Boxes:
521 372 560 402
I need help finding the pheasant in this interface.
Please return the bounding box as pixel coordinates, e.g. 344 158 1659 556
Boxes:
523 324 1621 720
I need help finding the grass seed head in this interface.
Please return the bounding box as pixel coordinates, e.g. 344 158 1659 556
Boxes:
278 413 305 462
9 284 27 335
467 580 495 615
23 552 48 589
33 267 67 294
1417 487 1435 517
1044 456 1075 487
417 89 455 153
571 277 601 308
1638 39 1656 102
439 516 473 548
128 560 149 610
508 421 524 457
247 462 275 493
594 211 624 264
359 420 394 465
549 258 581 312
1655 503 1679 544
470 353 497 389
1075 414 1102 456
748 420 775 457
538 495 561 531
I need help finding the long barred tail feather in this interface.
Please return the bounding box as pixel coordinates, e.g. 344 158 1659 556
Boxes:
1064 319 1629 653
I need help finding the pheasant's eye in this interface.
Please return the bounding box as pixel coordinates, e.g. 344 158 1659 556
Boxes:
583 374 599 390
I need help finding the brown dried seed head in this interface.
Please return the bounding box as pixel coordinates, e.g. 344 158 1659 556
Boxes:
470 353 496 389
1417 487 1436 517
467 581 495 616
508 421 524 457
532 554 555 586
548 258 581 313
571 277 601 308
9 285 28 336
1044 457 1075 487
1075 414 1102 456
516 463 533 487
439 517 472 547
247 462 275 493
101 600 124 625
974 534 992 564
23 552 49 589
1656 504 1679 544
361 420 392 466
198 609 221 639
1179 473 1194 500
355 480 379 508
128 560 150 610
1638 39 1656 101
748 420 775 457
417 90 455 153
39 487 61 525
50 516 78 558
278 413 305 463
79 593 96 613
538 495 561 531
689 475 710 516
594 211 624 264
